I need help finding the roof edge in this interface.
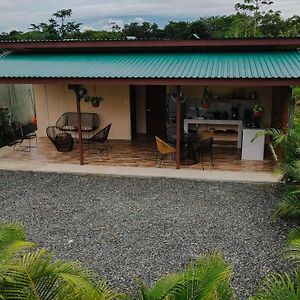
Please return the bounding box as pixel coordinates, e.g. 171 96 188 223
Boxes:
0 38 299 50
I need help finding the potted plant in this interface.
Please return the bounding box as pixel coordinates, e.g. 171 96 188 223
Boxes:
252 104 263 118
0 110 8 126
201 86 210 109
85 95 104 108
201 99 210 109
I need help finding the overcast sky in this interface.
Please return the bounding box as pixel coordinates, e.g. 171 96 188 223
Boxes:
1 0 299 32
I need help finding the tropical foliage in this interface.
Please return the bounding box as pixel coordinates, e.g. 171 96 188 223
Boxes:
250 271 300 300
245 225 300 299
0 222 118 300
134 252 235 300
0 0 299 41
0 222 237 299
255 97 300 220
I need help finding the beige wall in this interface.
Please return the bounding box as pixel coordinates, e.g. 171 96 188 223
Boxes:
34 84 131 139
33 83 274 140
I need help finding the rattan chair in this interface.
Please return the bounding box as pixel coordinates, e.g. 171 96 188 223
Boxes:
155 136 176 167
88 123 112 151
46 126 74 152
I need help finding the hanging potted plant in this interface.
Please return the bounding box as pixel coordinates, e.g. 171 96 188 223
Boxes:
85 95 104 108
85 86 104 108
252 104 263 118
201 86 210 109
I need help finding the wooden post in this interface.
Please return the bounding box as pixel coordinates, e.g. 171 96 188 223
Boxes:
75 88 84 165
176 86 181 169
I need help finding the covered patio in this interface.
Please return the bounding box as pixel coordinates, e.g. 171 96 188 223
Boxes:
0 38 299 172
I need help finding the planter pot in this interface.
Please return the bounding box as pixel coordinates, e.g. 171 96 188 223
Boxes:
253 111 262 118
92 101 100 108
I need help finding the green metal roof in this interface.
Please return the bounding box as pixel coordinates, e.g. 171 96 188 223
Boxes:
0 51 299 79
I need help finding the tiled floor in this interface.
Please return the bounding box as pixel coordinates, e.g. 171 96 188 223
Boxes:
0 135 275 172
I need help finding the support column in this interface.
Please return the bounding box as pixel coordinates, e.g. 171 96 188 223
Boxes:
176 86 181 169
75 88 84 165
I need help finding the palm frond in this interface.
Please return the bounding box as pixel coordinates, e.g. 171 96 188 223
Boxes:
251 271 300 299
273 193 300 220
0 240 35 263
0 222 119 300
288 226 300 243
0 222 26 250
0 248 118 300
281 162 300 182
177 252 233 300
134 252 234 300
259 128 286 147
285 227 300 265
149 273 184 300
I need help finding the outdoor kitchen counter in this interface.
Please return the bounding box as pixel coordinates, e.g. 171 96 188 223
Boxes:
184 119 243 148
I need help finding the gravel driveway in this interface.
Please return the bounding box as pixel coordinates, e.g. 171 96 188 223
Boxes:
0 170 291 299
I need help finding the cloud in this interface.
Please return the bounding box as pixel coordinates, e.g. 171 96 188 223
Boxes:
0 0 299 32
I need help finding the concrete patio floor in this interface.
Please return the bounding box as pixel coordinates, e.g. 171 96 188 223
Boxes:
0 144 280 183
0 160 280 183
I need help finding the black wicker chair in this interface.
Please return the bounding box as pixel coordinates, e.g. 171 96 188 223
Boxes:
4 121 37 151
88 123 112 151
46 126 74 152
56 112 100 132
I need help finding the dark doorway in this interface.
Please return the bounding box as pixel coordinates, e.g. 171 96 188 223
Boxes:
130 86 137 139
146 85 166 138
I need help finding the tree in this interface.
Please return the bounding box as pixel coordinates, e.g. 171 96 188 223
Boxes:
259 10 283 37
234 0 275 37
29 9 81 39
280 15 300 37
77 30 123 40
201 15 238 38
189 19 210 38
163 21 190 39
122 21 162 39
0 30 25 41
53 9 72 35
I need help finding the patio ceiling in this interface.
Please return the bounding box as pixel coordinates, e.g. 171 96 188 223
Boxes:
0 50 299 86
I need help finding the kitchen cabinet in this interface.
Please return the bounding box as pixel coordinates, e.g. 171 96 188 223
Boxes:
184 119 243 148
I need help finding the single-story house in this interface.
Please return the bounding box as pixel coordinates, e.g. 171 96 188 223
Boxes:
0 38 299 168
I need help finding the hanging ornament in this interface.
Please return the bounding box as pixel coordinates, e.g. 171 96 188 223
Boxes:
168 90 187 104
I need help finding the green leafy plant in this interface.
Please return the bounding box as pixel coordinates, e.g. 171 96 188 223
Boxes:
134 252 235 300
0 222 119 300
85 95 104 107
254 126 300 220
250 271 300 300
252 104 263 113
250 225 300 299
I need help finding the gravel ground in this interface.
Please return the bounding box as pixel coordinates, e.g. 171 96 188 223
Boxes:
0 170 292 299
